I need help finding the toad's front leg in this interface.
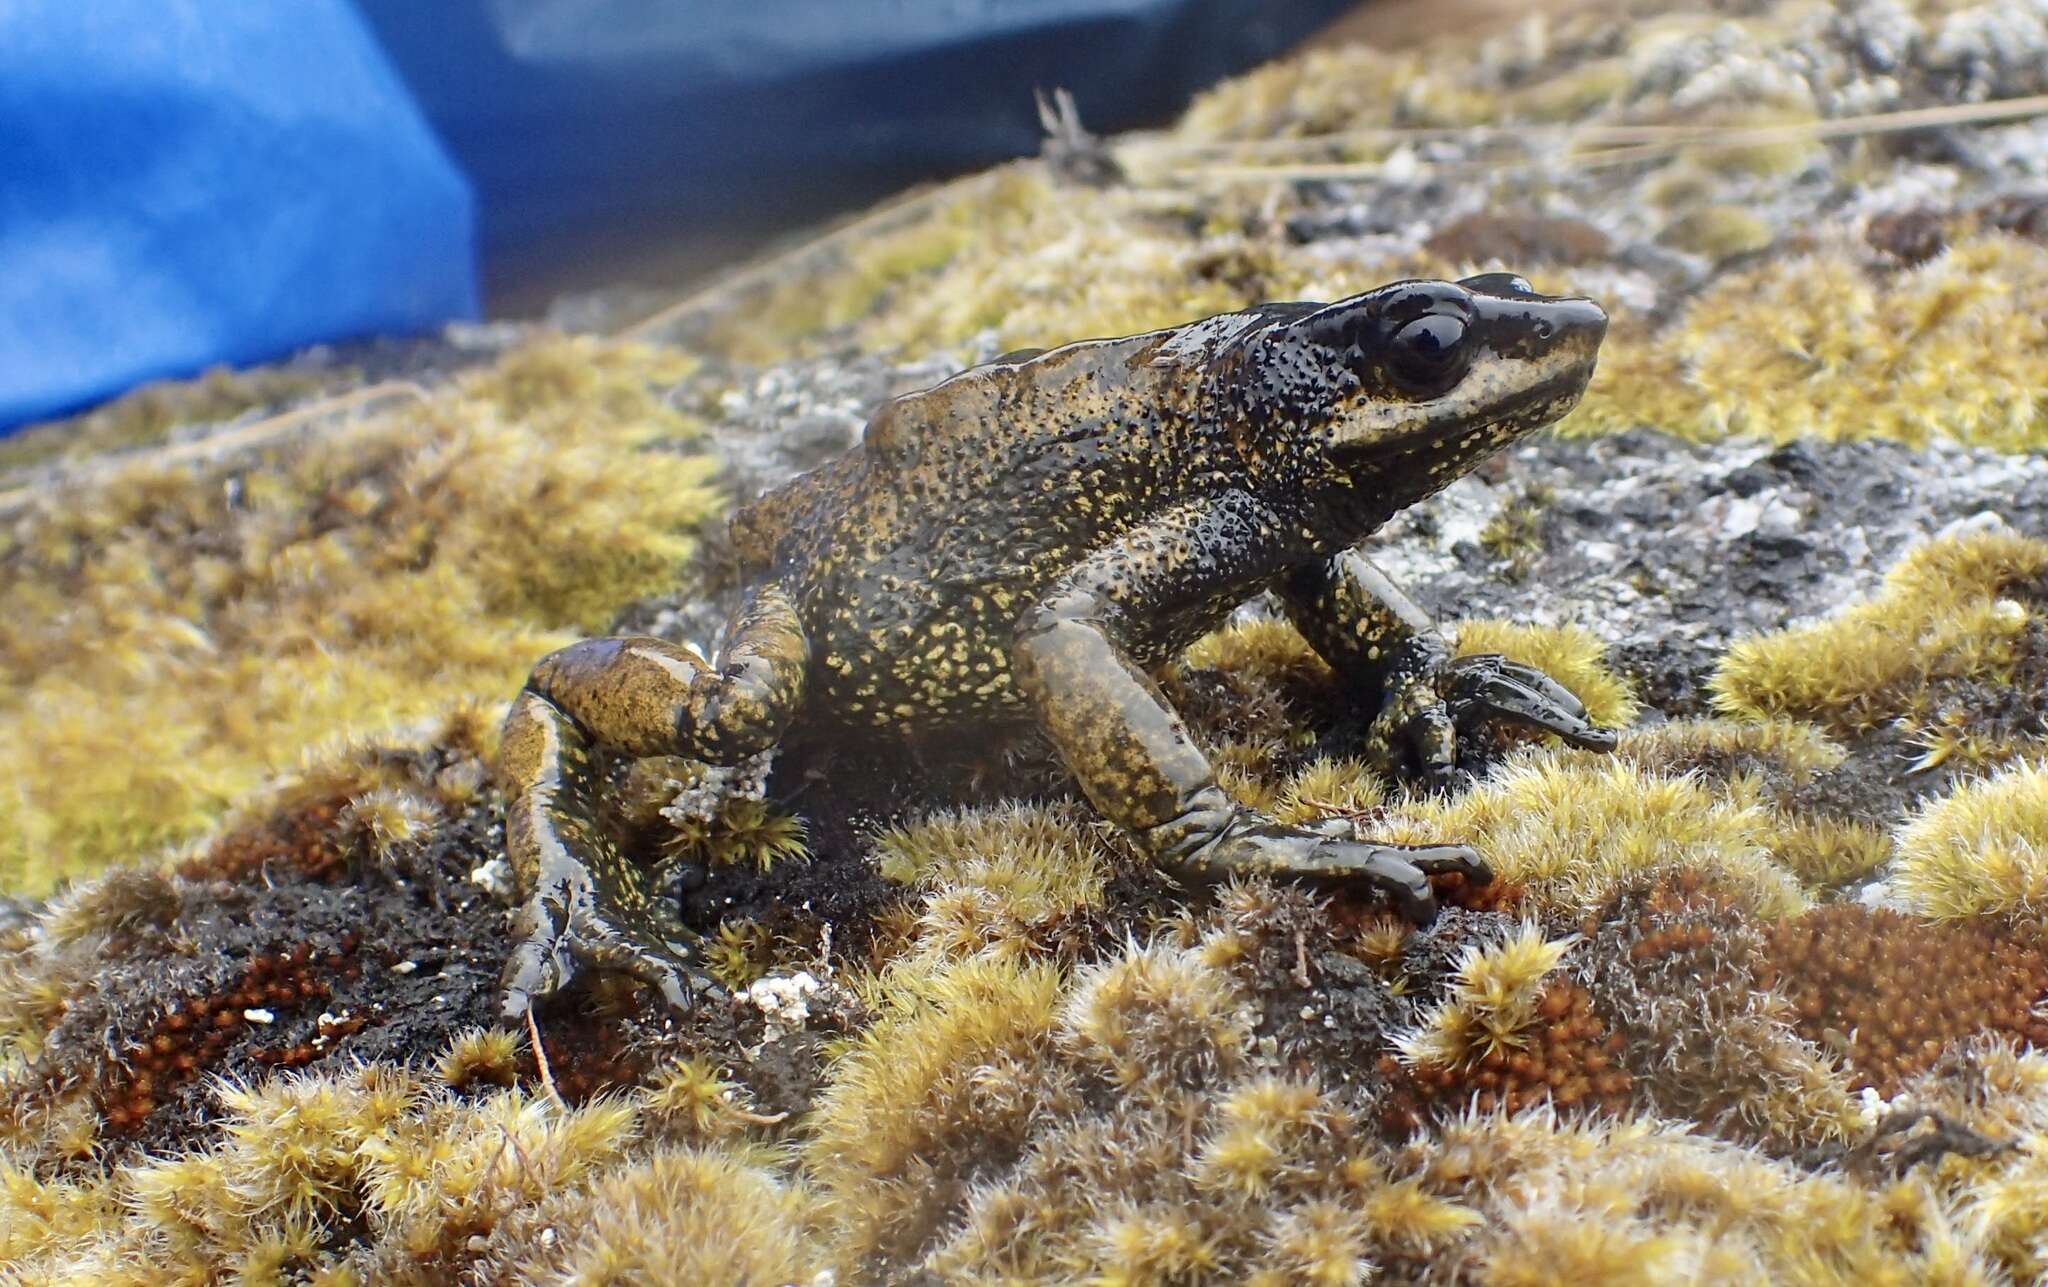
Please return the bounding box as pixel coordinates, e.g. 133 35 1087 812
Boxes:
1280 550 1617 790
1012 500 1487 923
497 583 810 1021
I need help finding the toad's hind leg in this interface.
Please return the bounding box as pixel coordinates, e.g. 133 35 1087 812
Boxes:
497 586 809 1022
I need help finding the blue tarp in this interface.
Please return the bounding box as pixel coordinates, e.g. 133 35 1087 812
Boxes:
1 0 1349 434
0 2 478 430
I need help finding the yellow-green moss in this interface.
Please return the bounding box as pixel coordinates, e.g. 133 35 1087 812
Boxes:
1394 923 1576 1070
1183 617 1334 686
1587 718 1895 890
0 336 719 892
1895 759 2048 922
1658 205 1775 260
681 3 2048 456
0 1060 824 1284
1176 42 1421 141
0 364 341 475
1274 755 1386 825
1712 528 2048 749
874 803 1109 921
1902 1042 2048 1283
1406 1112 1996 1284
1576 235 2048 449
809 955 1067 1265
1371 749 1807 918
874 804 1113 966
1769 816 1895 889
488 1145 823 1286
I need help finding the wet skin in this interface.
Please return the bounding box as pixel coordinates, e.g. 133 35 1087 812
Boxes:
497 273 1617 1019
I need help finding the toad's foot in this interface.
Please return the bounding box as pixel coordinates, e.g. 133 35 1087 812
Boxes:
498 871 717 1025
1169 808 1489 925
498 690 719 1024
1366 637 1619 789
1210 819 1488 925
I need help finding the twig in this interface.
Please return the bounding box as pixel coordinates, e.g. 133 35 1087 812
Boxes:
524 1004 565 1112
729 1103 791 1127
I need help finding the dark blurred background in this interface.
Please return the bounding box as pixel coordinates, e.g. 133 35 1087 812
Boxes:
355 0 1359 313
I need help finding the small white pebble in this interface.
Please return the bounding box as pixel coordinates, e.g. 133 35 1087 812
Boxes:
392 960 419 975
469 856 514 899
244 1008 275 1025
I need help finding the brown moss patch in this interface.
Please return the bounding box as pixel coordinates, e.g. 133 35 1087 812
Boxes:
1762 905 2048 1096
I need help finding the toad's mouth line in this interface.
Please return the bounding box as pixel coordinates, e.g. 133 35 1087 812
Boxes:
1335 361 1600 460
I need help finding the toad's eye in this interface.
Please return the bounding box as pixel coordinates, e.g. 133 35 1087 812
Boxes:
1386 313 1468 395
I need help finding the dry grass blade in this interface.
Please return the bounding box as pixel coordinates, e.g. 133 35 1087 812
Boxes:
1159 93 2048 184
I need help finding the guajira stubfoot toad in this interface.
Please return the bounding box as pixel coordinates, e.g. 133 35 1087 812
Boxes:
495 273 1618 1020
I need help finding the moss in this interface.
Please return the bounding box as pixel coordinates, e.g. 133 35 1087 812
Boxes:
1475 483 1553 581
1582 719 1896 892
708 919 774 990
874 803 1110 925
10 0 2048 1277
679 1 2048 457
1658 204 1775 260
1678 106 1827 179
808 955 1067 1267
1578 235 2048 449
1895 759 2048 922
1506 56 1633 122
1761 903 2048 1095
0 364 342 475
437 1028 520 1092
1274 756 1386 826
1769 816 1895 889
1183 617 1334 687
1370 748 1807 919
908 935 1487 1284
1903 1043 2048 1284
873 803 1117 967
1403 1112 1995 1284
0 1061 820 1284
486 1145 823 1286
1712 528 2048 750
0 335 719 891
1176 42 1420 141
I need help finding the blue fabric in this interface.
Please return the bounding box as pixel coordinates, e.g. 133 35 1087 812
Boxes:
0 2 477 431
1 0 1345 433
